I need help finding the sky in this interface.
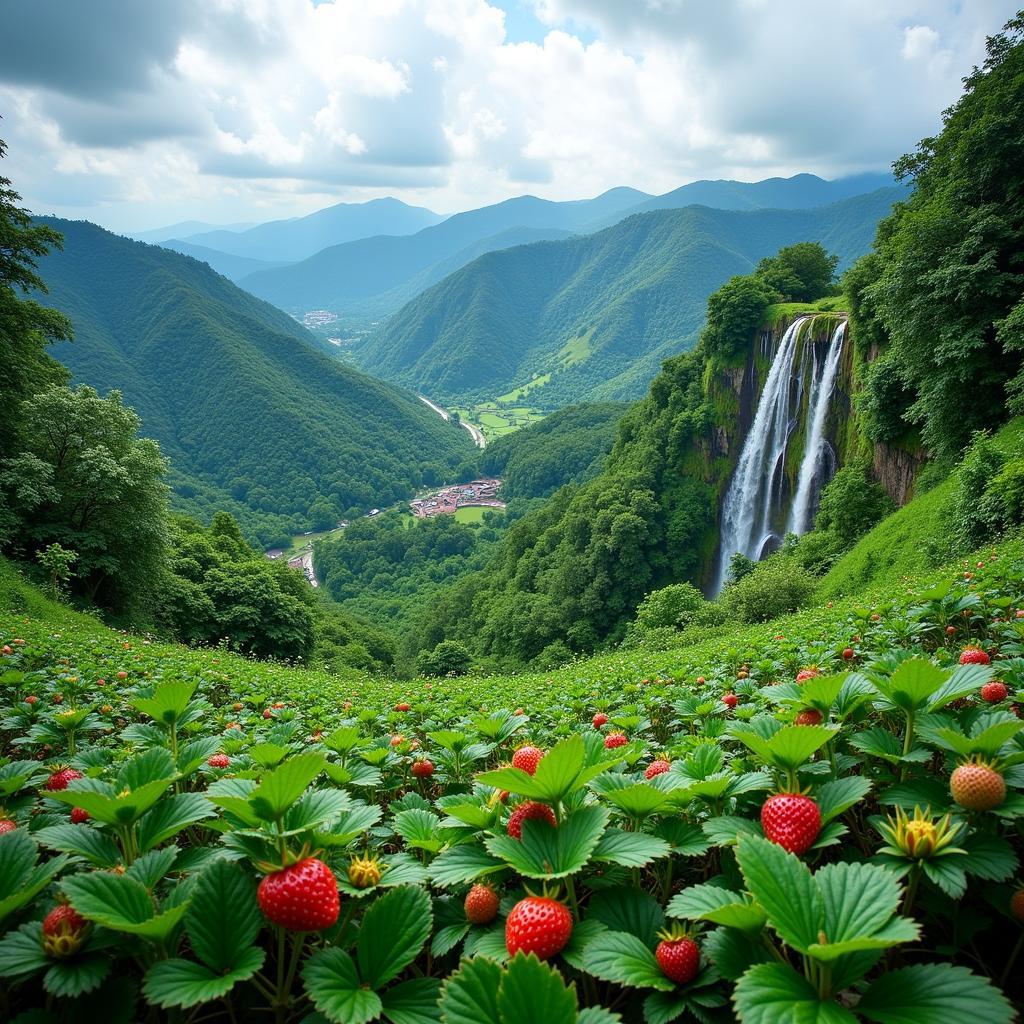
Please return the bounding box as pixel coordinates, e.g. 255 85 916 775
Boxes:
0 0 1019 234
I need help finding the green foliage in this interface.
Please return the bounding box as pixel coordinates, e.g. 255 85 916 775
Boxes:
858 352 915 443
754 242 838 303
815 464 894 541
480 403 626 501
850 14 1024 460
35 542 77 598
633 582 706 630
950 430 1024 551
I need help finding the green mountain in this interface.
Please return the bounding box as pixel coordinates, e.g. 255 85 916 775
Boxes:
35 218 474 546
239 189 651 315
180 196 444 262
158 238 291 282
355 189 901 407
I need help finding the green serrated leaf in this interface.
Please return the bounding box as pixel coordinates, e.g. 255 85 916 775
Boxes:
497 951 578 1023
582 931 675 991
858 963 1014 1024
439 956 502 1024
249 753 327 821
667 883 767 932
358 884 432 989
303 947 383 1024
380 977 442 1024
143 948 264 1008
485 805 609 879
733 961 858 1023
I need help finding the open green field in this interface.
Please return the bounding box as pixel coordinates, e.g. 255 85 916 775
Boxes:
452 505 489 524
452 401 547 441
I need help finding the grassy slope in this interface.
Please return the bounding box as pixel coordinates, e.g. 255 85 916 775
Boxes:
818 418 1024 600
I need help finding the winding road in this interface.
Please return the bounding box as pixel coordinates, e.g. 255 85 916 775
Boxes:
418 395 486 448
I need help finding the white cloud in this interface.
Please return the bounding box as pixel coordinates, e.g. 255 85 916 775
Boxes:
0 0 1018 232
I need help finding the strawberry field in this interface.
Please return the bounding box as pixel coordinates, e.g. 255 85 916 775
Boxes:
2 544 1024 1023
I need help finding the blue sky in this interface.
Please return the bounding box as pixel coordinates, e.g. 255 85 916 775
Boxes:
0 0 1018 233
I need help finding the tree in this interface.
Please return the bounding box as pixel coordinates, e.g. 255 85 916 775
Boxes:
36 542 77 598
701 274 778 361
418 639 472 677
814 464 894 542
755 242 838 302
0 138 72 461
858 14 1024 459
1 385 169 613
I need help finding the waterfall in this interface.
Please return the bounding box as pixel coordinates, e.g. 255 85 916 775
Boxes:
787 320 847 535
713 314 849 595
713 315 809 593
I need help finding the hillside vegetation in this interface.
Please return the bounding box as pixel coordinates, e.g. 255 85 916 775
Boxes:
356 189 900 408
33 218 473 546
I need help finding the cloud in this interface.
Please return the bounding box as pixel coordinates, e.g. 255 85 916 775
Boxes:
0 0 1018 231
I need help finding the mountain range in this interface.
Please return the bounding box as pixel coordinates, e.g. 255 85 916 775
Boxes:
353 188 901 407
35 219 473 545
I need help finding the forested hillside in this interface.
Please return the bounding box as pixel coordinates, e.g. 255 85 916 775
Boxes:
34 219 473 546
356 189 900 407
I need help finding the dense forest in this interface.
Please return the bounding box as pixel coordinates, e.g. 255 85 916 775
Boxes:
355 189 900 408
32 219 473 547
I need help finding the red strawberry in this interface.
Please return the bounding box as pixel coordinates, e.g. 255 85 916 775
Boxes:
842 648 854 660
505 896 572 959
645 759 671 779
796 667 820 683
395 702 411 712
45 767 83 791
257 858 340 931
507 801 557 840
960 647 991 666
24 695 38 705
950 760 1005 811
794 709 823 726
721 693 738 709
981 681 1009 704
1010 889 1024 923
761 793 821 855
0 819 16 833
70 807 90 824
464 883 500 925
945 625 957 636
655 934 700 984
512 746 543 776
592 712 608 728
263 709 273 719
42 904 88 958
696 676 706 685
604 732 628 749
411 758 434 778
207 753 230 768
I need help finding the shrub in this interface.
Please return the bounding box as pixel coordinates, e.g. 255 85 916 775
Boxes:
634 582 706 631
951 431 1008 547
815 464 894 542
418 639 473 677
720 555 816 622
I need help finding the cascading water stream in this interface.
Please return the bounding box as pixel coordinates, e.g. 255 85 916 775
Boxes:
787 319 847 535
713 315 810 593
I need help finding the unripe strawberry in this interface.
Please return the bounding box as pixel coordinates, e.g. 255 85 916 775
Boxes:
696 677 706 685
347 853 384 889
464 883 500 925
42 904 89 958
263 709 273 719
981 681 1009 703
645 759 671 779
207 753 230 769
795 709 823 726
411 758 434 778
655 934 700 984
70 807 90 824
604 732 628 749
505 896 572 960
721 692 737 709
232 702 244 711
257 858 339 930
950 760 1005 811
507 801 556 839
512 746 543 776
1 645 12 656
796 667 820 683
390 734 405 747
959 647 991 666
761 793 821 855
592 712 608 728
116 671 127 680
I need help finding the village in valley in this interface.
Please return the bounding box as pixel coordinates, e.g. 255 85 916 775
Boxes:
409 477 504 518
